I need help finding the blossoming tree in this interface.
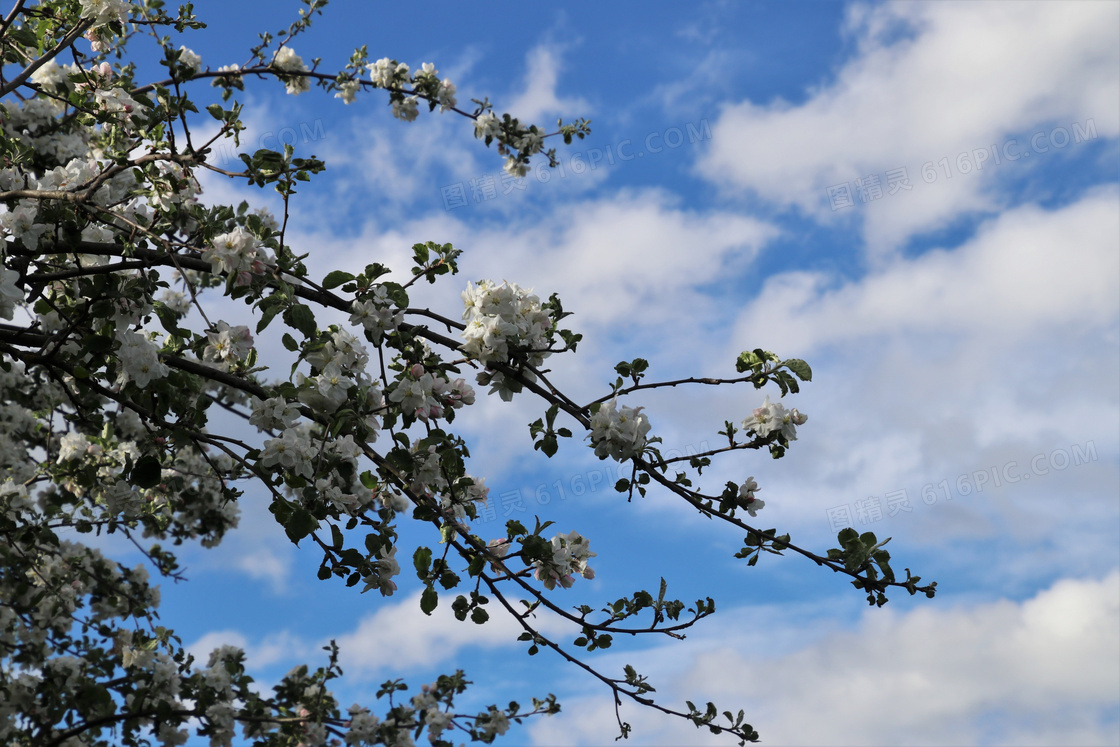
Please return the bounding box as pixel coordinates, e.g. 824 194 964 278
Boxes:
0 1 937 745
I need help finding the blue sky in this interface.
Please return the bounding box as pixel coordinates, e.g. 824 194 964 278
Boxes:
130 2 1120 744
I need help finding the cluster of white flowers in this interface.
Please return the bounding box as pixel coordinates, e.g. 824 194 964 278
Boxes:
177 45 202 73
335 78 361 104
116 329 169 388
201 227 272 286
588 397 651 462
366 58 458 117
461 280 552 364
29 59 74 91
360 544 400 596
271 46 310 94
460 280 552 400
470 111 545 177
474 111 501 140
93 86 142 120
533 530 596 590
367 58 409 88
391 95 419 121
741 395 807 441
79 0 131 28
259 425 316 480
350 286 403 344
414 62 457 111
388 364 474 422
147 160 198 213
250 396 301 432
1 201 48 251
296 362 355 413
202 321 253 370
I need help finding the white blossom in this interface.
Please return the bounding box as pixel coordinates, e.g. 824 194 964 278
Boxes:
392 96 419 122
367 58 410 88
177 46 202 73
116 329 169 388
741 395 807 441
0 267 24 320
588 397 651 461
79 0 130 28
272 47 310 94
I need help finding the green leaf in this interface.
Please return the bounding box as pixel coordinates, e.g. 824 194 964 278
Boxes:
130 455 162 489
541 436 558 458
283 303 317 338
420 586 438 615
413 546 432 575
783 358 812 381
470 607 489 624
284 508 317 544
322 270 354 289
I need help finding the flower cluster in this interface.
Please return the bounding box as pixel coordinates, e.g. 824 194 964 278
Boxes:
404 444 489 526
388 364 475 423
588 397 652 461
533 531 596 590
272 46 310 94
472 112 546 177
367 57 458 120
202 322 254 370
461 280 553 401
116 329 169 388
350 285 404 344
741 395 807 441
201 227 273 286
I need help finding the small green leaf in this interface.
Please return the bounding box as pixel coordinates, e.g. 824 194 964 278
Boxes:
420 586 438 615
413 546 432 575
784 358 813 381
322 270 354 289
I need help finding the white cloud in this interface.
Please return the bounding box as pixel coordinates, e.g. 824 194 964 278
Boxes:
696 1 1120 252
329 590 570 679
530 571 1120 746
729 187 1120 355
187 628 312 670
505 45 591 124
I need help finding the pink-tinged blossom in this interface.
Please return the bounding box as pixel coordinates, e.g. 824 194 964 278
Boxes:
533 530 596 590
202 322 253 369
741 395 807 441
201 227 271 282
739 477 765 516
